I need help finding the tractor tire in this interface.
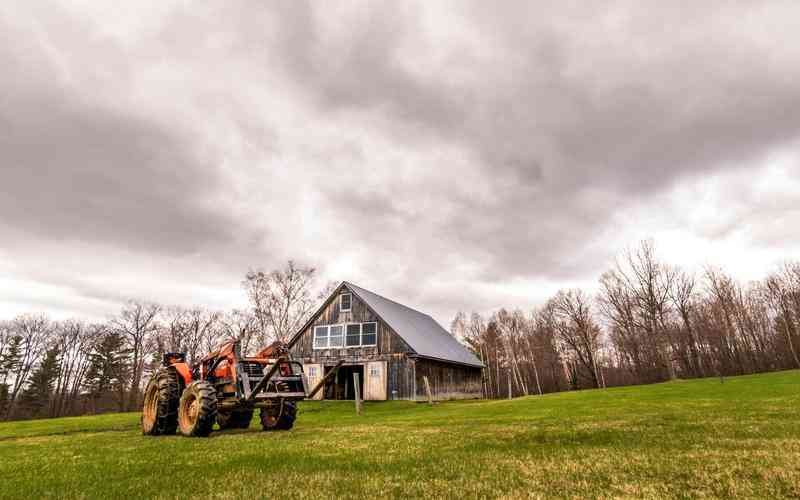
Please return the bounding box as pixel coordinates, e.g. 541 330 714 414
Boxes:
260 400 297 431
178 380 217 437
217 409 254 430
141 367 181 436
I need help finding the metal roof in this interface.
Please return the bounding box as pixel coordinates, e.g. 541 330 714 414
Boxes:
343 282 484 368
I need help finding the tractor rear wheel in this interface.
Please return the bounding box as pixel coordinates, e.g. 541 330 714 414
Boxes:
141 368 181 436
217 409 254 430
178 381 217 437
260 400 297 431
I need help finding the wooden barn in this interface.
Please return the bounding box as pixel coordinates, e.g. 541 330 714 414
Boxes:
288 282 484 401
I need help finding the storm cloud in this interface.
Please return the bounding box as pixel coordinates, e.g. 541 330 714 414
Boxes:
1 1 799 322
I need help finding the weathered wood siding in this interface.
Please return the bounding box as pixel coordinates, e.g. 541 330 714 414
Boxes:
289 286 417 399
414 358 482 401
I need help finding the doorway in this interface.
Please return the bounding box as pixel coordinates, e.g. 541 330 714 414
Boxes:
324 364 364 400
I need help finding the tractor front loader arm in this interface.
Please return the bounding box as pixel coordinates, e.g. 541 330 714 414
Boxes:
245 356 287 402
306 360 344 399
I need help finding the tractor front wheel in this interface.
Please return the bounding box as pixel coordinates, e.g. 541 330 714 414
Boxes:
141 368 181 436
260 400 297 431
178 381 217 437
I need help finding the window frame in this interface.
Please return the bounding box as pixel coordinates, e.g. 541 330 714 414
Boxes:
313 325 330 349
345 323 362 347
360 322 378 347
340 292 352 312
313 321 379 349
328 324 344 348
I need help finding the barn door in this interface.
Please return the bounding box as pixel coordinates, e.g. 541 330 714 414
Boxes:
304 363 323 400
364 361 387 400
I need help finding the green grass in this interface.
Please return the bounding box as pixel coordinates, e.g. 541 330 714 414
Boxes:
1 371 798 499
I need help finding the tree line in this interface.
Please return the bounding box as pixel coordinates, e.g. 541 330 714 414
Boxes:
451 241 800 398
4 242 799 419
0 262 327 420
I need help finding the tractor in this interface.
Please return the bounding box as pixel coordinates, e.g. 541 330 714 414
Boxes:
141 339 337 437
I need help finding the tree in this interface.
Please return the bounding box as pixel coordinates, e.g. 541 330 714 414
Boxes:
547 289 603 389
18 347 60 418
110 301 160 411
0 331 21 419
598 241 676 382
219 309 257 355
6 314 50 417
242 261 321 344
83 332 130 413
51 320 95 417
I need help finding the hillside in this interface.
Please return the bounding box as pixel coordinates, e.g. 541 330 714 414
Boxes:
1 371 798 499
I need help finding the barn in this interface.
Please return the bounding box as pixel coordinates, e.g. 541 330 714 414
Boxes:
288 282 484 401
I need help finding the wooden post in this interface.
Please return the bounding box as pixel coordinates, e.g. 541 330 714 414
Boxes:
423 375 433 405
353 372 363 415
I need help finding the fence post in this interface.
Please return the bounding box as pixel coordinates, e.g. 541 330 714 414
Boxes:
423 375 433 405
353 372 363 415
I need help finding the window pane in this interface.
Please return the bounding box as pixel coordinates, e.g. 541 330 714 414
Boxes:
329 325 343 347
362 323 377 346
340 293 352 311
313 326 328 348
346 324 361 346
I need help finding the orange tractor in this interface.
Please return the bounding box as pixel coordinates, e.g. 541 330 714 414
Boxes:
141 340 337 437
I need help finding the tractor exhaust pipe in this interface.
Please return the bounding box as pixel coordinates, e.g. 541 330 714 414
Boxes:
306 360 345 399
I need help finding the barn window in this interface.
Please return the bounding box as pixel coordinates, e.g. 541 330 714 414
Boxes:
346 324 361 346
362 322 377 346
329 325 344 347
340 293 352 312
370 365 381 378
313 326 329 349
307 366 318 378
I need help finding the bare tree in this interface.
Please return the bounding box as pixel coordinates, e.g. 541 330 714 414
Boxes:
110 301 160 411
6 314 51 416
547 290 603 389
50 320 94 417
219 309 258 355
670 269 705 377
765 268 800 369
242 261 321 344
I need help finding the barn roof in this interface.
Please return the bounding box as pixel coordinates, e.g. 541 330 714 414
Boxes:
343 282 484 368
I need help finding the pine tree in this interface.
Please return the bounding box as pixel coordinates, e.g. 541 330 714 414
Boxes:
0 335 22 384
83 333 130 412
0 384 9 418
0 336 22 418
18 347 60 418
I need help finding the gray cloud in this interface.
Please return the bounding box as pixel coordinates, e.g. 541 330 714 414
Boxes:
1 1 799 323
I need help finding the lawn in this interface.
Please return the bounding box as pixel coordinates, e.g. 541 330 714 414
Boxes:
1 371 798 499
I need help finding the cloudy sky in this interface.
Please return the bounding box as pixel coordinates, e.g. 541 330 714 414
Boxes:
1 1 799 325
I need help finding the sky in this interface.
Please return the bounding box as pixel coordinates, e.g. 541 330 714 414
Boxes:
1 1 799 326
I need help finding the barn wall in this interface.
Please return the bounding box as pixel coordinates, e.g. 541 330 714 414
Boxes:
414 358 483 401
289 286 416 399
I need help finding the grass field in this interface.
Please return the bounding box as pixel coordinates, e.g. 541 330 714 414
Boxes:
1 371 798 499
